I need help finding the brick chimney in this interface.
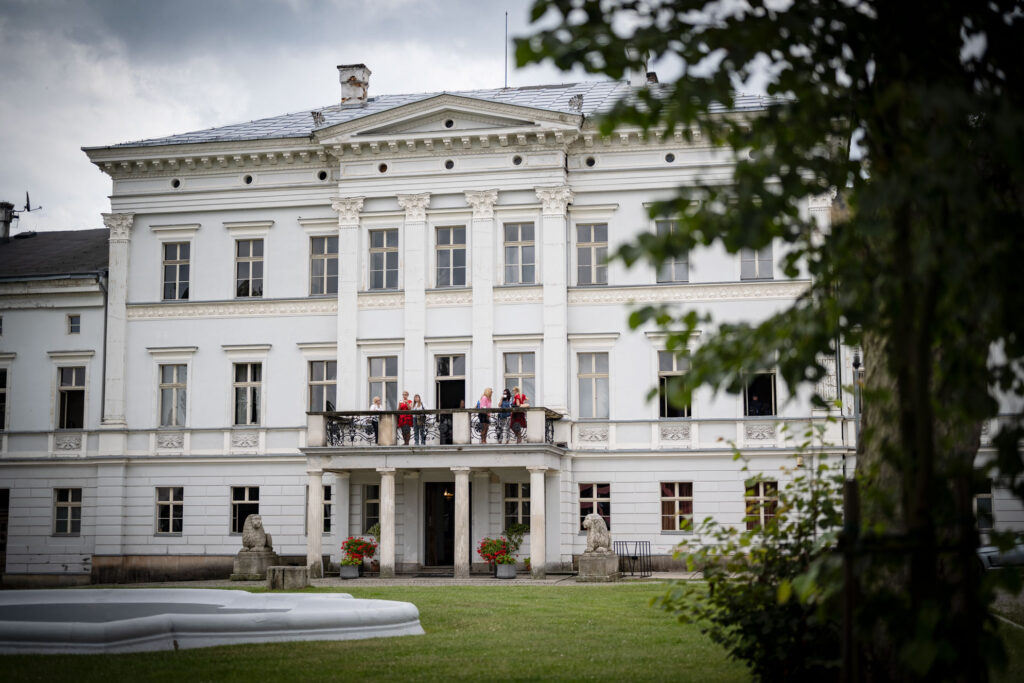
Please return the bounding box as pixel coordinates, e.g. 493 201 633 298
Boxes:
337 64 371 104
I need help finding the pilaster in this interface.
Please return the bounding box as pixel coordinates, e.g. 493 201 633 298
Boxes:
535 186 573 413
377 467 397 578
331 197 364 409
527 466 550 578
398 193 431 396
306 469 324 577
93 461 127 556
401 470 420 567
452 466 471 579
466 190 498 401
99 213 134 456
335 470 351 547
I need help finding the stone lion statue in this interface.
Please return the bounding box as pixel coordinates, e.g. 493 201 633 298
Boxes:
241 514 273 552
583 512 612 554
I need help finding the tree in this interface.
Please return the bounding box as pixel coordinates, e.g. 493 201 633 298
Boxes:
518 1 1024 680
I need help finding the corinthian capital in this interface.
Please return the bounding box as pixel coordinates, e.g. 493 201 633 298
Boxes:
464 189 499 219
330 196 365 226
535 185 574 215
102 213 135 241
397 193 431 222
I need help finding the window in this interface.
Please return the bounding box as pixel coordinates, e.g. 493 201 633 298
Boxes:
503 352 536 399
67 314 81 335
308 360 337 412
235 239 264 297
310 236 339 295
368 356 398 409
155 486 184 535
230 486 259 533
57 366 85 429
233 363 262 425
745 480 779 530
364 484 380 532
578 352 609 418
974 480 993 532
744 372 776 416
579 483 611 530
656 220 689 283
369 229 399 290
53 488 82 535
740 245 773 280
0 367 6 430
504 482 531 530
435 226 466 287
659 351 691 418
504 222 535 284
159 364 187 427
661 482 693 531
305 484 333 534
576 223 608 285
162 242 190 300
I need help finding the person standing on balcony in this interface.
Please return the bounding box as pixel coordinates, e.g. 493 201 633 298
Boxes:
497 388 513 443
398 391 413 445
476 387 493 444
511 386 529 444
412 393 426 445
369 395 383 444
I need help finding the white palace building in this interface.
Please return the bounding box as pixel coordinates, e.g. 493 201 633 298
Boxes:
0 65 1014 585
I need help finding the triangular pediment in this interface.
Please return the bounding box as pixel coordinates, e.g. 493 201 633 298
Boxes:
314 93 582 146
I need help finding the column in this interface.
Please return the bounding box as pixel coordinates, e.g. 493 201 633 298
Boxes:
452 466 471 579
535 187 573 414
398 193 431 396
401 470 420 568
466 190 498 398
331 197 364 408
528 466 549 579
471 470 492 563
378 467 397 578
99 213 134 455
306 469 324 577
335 471 351 559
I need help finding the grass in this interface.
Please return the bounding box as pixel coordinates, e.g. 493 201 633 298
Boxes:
1 583 749 682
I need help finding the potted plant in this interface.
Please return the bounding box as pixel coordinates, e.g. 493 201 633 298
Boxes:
365 523 381 573
340 536 377 579
477 536 517 579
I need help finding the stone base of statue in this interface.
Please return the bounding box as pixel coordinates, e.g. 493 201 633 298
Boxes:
266 565 309 590
576 551 621 583
230 549 280 580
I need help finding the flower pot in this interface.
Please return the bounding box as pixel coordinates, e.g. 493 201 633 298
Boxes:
340 564 359 579
496 563 517 579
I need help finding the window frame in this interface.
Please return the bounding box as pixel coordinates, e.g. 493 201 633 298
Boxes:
503 221 536 285
53 487 82 536
434 225 467 288
575 222 609 286
577 351 610 419
155 486 184 536
744 371 777 417
308 360 337 412
66 314 81 335
579 482 611 531
309 235 339 296
158 363 188 427
161 241 191 301
232 362 263 426
503 482 531 531
745 480 779 531
0 357 10 432
658 350 691 418
740 244 774 281
364 484 380 533
660 482 694 532
234 238 265 298
974 480 994 533
502 352 536 401
230 485 260 534
655 219 689 283
368 228 399 291
368 356 398 409
56 365 86 430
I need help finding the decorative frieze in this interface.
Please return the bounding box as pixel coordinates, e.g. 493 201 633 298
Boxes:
579 426 609 442
660 423 692 442
231 431 259 449
55 434 82 451
464 190 498 219
493 287 544 304
102 213 135 241
397 193 431 221
156 432 184 449
425 290 473 307
127 298 338 320
569 280 810 306
535 186 574 215
745 423 776 441
330 196 365 226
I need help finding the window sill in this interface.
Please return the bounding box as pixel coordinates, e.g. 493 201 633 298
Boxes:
154 533 183 537
660 530 694 536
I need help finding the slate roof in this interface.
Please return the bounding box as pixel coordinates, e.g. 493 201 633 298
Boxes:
0 229 109 280
90 81 773 150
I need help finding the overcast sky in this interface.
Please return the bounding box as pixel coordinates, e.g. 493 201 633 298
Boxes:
0 0 610 233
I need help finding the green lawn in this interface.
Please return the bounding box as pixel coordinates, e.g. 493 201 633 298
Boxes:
2 584 749 682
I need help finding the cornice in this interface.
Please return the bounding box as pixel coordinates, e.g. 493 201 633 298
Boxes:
127 298 338 320
425 289 472 307
493 286 544 304
358 291 404 309
568 280 811 306
89 142 332 180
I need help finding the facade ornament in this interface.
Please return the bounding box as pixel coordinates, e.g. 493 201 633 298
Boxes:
102 212 135 241
56 434 82 450
330 196 364 226
397 193 431 221
745 423 776 441
232 431 259 448
579 426 609 442
660 423 691 442
535 185 574 215
157 432 184 449
807 187 838 212
464 190 498 219
815 355 838 403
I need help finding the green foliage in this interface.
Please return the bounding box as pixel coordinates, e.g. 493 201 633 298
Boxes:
654 431 846 680
505 522 531 554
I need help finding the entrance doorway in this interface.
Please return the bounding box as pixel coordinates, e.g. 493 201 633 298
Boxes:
435 354 465 445
423 482 471 566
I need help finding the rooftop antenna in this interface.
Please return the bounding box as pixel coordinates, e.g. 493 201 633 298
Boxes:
504 11 508 89
1 192 42 242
